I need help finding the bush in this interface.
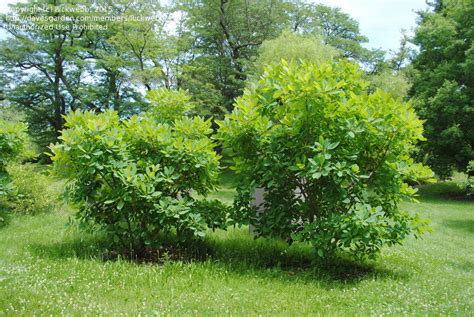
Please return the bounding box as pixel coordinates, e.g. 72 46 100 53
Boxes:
50 94 224 254
145 88 195 123
4 163 58 215
218 60 433 260
0 117 43 215
466 161 474 196
0 118 29 172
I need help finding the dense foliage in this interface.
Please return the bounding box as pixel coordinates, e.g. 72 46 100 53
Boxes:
467 160 474 196
219 60 433 259
0 0 384 146
0 118 29 172
0 116 30 206
252 31 339 77
410 0 474 178
49 96 225 254
3 163 58 215
0 0 467 264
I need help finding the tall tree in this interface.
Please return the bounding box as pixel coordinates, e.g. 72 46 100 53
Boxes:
108 0 170 91
0 0 91 146
0 0 172 148
177 0 288 113
78 0 171 114
177 0 378 117
287 1 378 63
410 0 474 178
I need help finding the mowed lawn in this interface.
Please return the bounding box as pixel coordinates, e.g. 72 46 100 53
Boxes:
0 176 473 315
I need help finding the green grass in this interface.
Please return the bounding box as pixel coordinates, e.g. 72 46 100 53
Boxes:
0 177 473 315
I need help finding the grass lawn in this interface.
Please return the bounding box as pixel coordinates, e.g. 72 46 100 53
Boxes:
0 175 473 315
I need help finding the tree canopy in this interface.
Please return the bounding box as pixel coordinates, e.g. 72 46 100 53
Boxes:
410 0 474 178
0 0 386 143
1 0 469 182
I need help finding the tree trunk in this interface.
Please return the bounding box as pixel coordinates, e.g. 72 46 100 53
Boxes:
53 48 66 136
108 70 121 113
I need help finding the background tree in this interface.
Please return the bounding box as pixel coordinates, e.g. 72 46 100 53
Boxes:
218 60 433 259
286 1 382 67
252 30 340 77
1 0 394 143
77 1 147 115
410 0 474 178
0 0 91 148
177 0 288 115
176 1 386 118
108 0 170 91
0 0 174 149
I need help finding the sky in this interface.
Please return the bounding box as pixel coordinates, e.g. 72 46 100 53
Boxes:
315 0 428 52
0 0 429 52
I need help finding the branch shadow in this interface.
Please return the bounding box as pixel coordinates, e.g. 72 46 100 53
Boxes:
416 182 473 202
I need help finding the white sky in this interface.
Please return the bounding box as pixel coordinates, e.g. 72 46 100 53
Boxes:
0 0 429 52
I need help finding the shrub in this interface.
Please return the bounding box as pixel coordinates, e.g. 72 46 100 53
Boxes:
218 60 433 260
4 163 58 215
50 95 224 254
0 117 40 214
466 161 474 196
146 88 195 123
0 118 29 172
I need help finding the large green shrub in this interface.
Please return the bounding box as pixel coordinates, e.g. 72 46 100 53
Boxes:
219 60 433 260
49 94 225 254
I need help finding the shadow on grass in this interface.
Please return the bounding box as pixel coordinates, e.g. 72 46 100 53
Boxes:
416 182 473 202
0 207 11 229
28 227 409 286
443 219 474 234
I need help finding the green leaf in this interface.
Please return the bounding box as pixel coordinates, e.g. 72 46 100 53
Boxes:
327 141 340 150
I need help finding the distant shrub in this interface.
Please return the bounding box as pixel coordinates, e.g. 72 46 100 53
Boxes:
466 161 474 196
0 118 47 215
219 60 434 260
4 164 58 215
0 119 29 171
50 93 225 254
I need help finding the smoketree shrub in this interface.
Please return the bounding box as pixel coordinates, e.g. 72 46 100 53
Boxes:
218 60 433 260
50 97 224 254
